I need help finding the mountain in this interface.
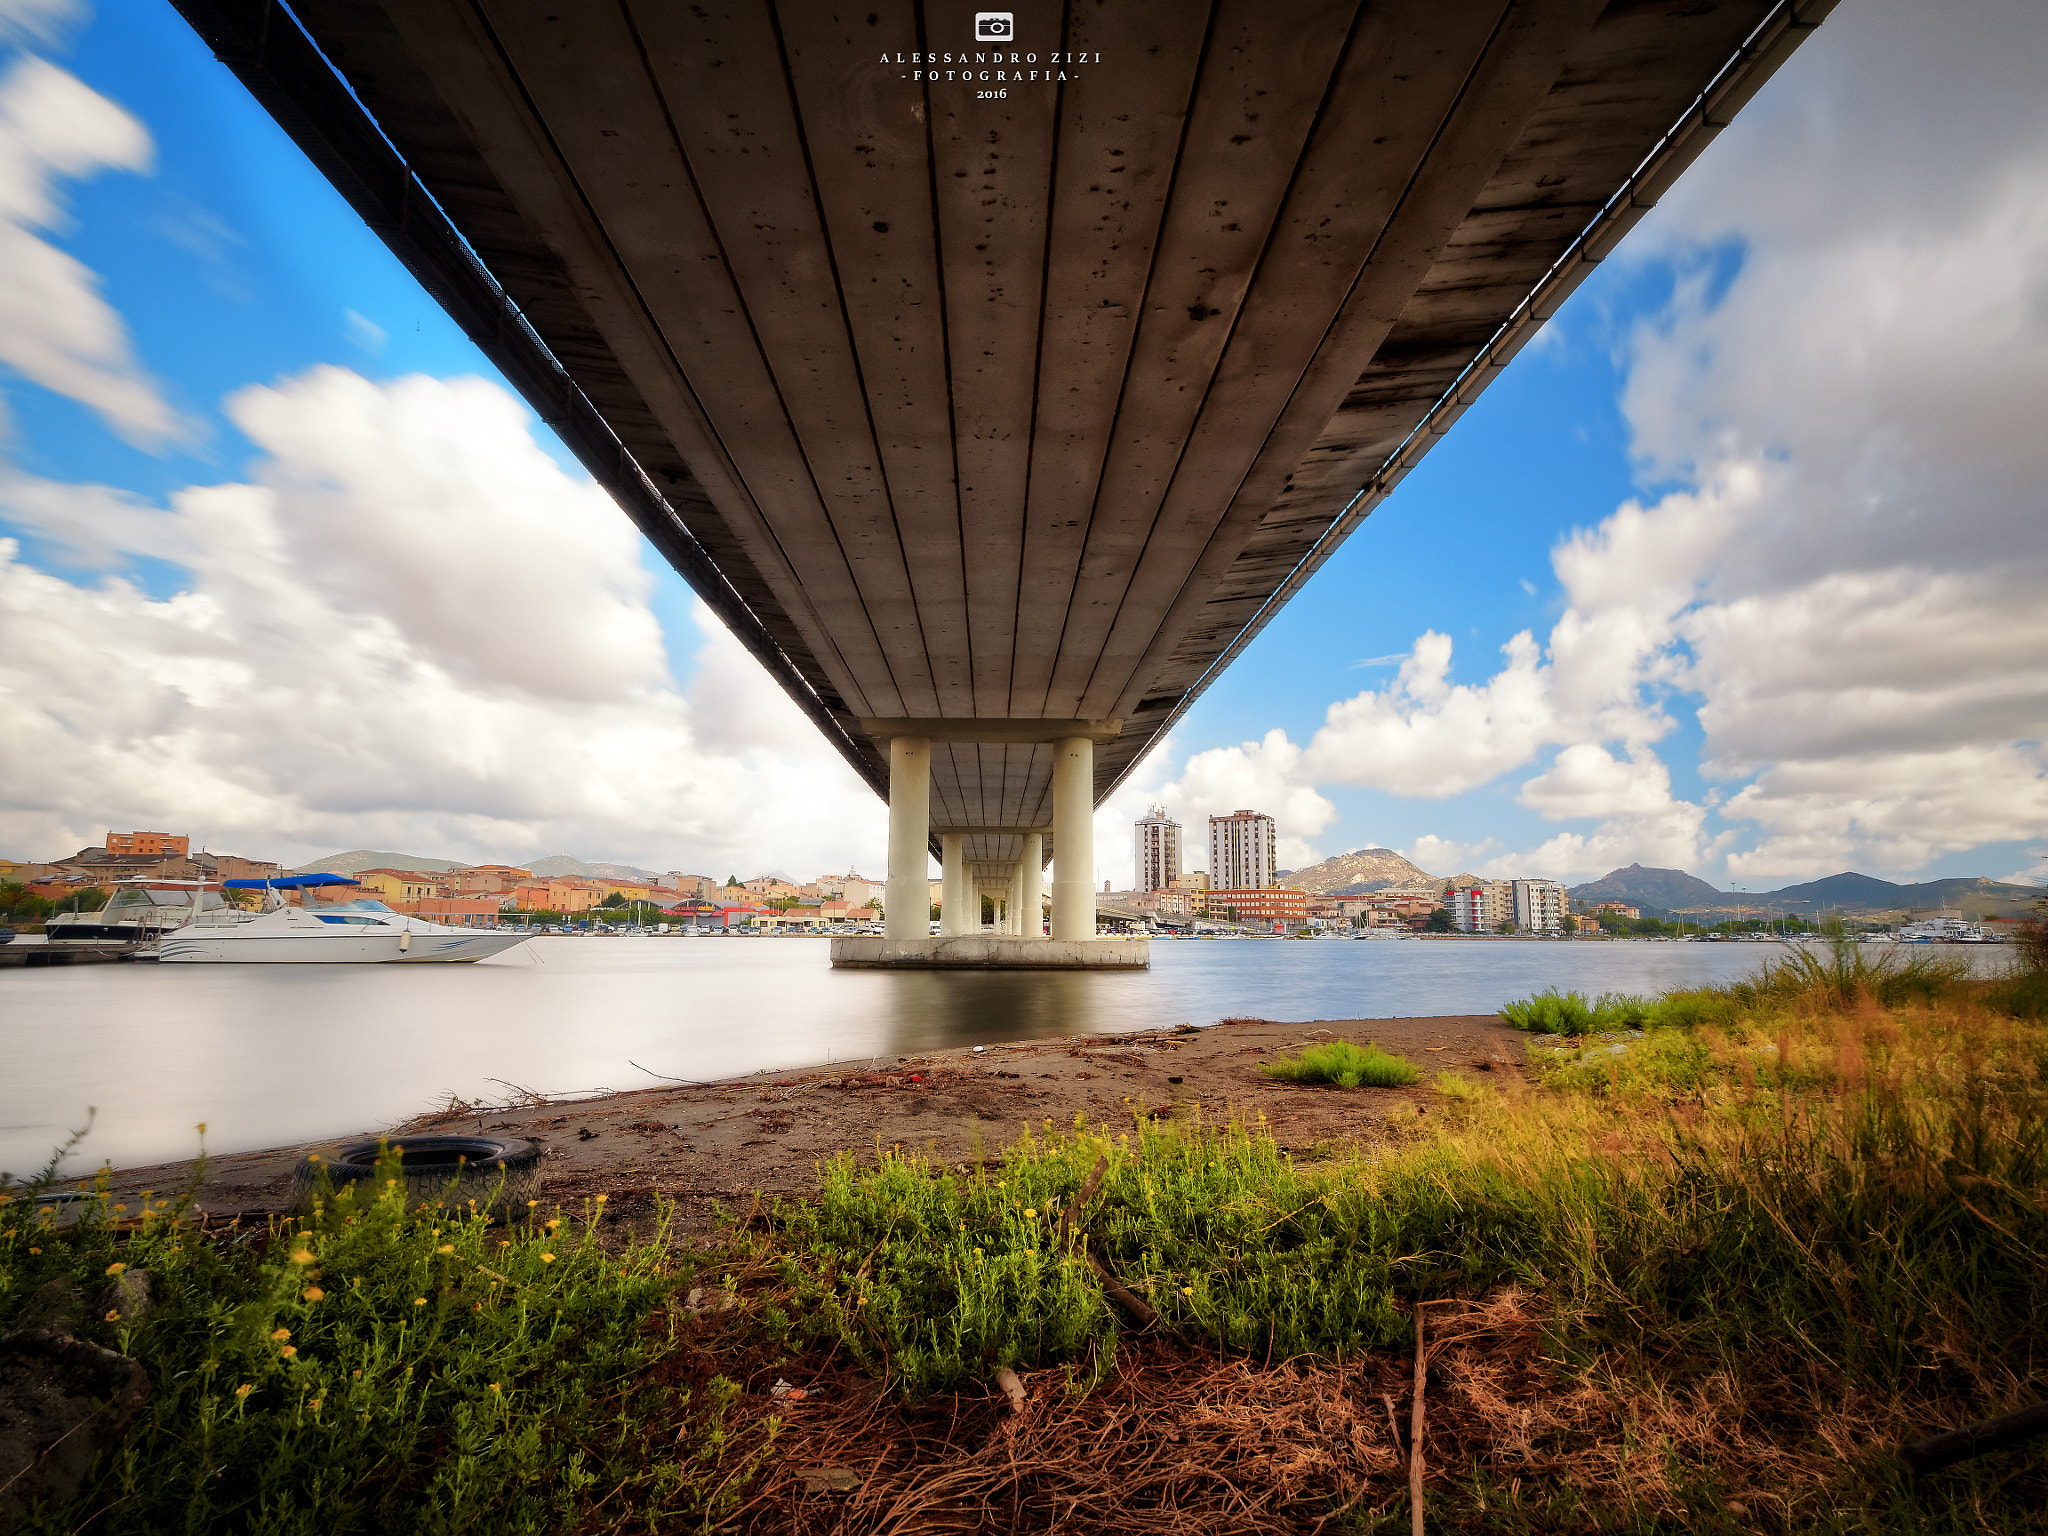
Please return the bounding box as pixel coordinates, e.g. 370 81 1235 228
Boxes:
1568 864 2042 919
1567 864 1726 915
526 854 660 881
1763 872 2041 919
294 850 473 875
1286 847 1441 895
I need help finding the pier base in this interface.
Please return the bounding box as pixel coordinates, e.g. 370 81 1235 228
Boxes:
830 936 1148 970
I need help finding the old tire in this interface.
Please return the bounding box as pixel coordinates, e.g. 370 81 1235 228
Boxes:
291 1136 541 1218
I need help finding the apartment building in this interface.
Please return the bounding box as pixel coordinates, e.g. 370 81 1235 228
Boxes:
105 830 188 858
1208 886 1308 931
1208 809 1277 892
1133 806 1181 892
1512 878 1567 934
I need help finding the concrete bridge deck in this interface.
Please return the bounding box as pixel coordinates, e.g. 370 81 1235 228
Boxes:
171 0 1833 963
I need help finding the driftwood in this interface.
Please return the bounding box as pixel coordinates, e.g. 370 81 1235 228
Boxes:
1899 1400 2048 1476
1058 1155 1111 1253
1087 1248 1159 1329
1410 1308 1427 1536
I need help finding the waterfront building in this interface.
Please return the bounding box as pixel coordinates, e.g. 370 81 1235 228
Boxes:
410 897 501 928
106 830 188 858
1588 901 1641 920
1208 886 1308 932
1512 878 1568 934
1445 885 1490 933
1208 810 1278 892
1133 806 1182 893
456 864 531 894
355 869 442 905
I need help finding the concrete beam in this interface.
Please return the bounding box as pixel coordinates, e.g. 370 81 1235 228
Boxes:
858 718 1123 746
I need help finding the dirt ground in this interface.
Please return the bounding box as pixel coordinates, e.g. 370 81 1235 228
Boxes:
98 1015 1528 1238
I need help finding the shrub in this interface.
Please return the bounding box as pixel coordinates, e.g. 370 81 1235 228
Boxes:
1258 1040 1420 1088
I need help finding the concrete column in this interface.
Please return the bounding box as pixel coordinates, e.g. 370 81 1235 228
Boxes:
938 833 965 936
883 736 931 941
1050 736 1094 941
1006 863 1023 934
1021 833 1044 936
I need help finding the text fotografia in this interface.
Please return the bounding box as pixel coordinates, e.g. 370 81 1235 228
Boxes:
885 51 1102 84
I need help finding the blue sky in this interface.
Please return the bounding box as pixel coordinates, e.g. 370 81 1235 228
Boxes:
1 0 2043 891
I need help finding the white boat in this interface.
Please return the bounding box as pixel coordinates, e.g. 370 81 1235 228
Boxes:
1898 915 1985 944
158 874 530 964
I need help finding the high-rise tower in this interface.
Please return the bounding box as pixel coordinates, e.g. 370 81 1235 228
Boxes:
1208 810 1277 891
1133 806 1181 892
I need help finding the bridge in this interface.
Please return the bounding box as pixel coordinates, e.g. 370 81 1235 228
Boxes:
173 0 1833 964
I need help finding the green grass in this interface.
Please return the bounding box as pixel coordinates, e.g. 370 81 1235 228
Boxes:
1256 1039 1420 1087
0 1148 760 1535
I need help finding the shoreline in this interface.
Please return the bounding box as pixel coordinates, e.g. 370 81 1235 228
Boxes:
91 1012 1527 1235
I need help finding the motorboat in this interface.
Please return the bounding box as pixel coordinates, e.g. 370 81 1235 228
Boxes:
1898 915 1986 944
43 880 229 944
158 874 531 964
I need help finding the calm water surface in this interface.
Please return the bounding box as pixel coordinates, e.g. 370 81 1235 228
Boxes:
0 936 2002 1175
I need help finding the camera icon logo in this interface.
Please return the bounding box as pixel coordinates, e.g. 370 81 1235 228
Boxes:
975 11 1014 40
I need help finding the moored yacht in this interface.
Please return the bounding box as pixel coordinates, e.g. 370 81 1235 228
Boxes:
43 881 229 944
157 874 532 964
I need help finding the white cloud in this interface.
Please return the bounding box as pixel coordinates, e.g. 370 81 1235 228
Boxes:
0 55 179 445
0 366 888 875
0 0 81 48
343 309 385 354
1302 631 1556 797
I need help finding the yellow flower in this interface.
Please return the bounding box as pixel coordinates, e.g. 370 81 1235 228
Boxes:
234 1384 253 1398
593 1193 608 1203
436 1244 454 1254
113 1204 126 1213
28 1247 40 1255
973 1248 983 1258
271 1328 291 1341
104 1309 121 1322
303 1288 325 1302
414 1297 427 1307
1181 1286 1194 1296
499 1239 511 1248
1023 1208 1037 1219
280 1345 298 1359
104 1262 127 1276
488 1382 501 1393
308 1399 322 1412
472 1302 483 1312
545 1218 561 1231
290 1249 315 1265
540 1252 556 1264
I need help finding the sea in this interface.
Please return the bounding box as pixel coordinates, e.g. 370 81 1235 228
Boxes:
0 935 2011 1178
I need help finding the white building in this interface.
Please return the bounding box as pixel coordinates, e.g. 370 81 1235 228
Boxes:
1512 878 1567 934
1208 809 1277 892
1133 805 1181 892
1446 885 1491 933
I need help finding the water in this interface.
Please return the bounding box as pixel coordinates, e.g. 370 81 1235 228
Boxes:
0 936 2005 1176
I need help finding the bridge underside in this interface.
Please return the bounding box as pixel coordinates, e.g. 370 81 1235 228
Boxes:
176 0 1830 878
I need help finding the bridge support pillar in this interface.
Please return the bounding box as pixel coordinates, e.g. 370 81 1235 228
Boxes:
1050 736 1094 941
1021 833 1044 937
1005 864 1023 935
940 833 971 936
883 736 931 941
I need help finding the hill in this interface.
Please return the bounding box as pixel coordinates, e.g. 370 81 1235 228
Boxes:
1764 872 2041 919
1567 864 1729 916
1568 864 2042 919
526 854 661 881
293 850 472 876
1285 847 1441 895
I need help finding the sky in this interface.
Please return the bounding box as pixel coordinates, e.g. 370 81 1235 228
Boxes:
0 0 2042 893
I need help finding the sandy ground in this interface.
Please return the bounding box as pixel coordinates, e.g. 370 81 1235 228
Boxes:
96 1014 1528 1239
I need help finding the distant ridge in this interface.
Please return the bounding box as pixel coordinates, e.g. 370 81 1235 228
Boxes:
294 850 472 875
1568 864 2041 918
1286 847 1441 895
527 854 660 881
